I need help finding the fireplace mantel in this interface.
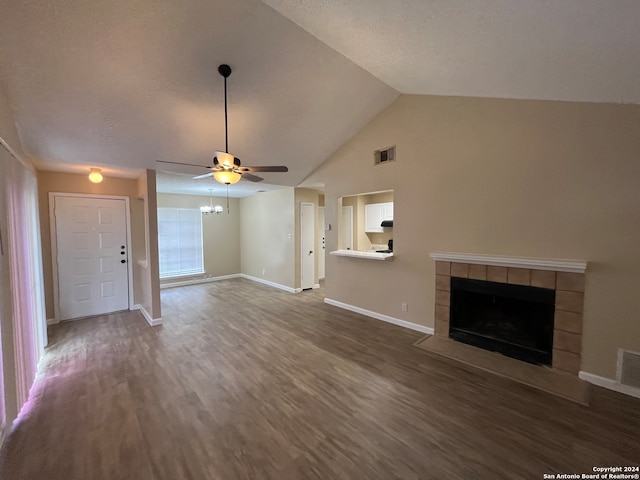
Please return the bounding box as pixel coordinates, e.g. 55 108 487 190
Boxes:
430 252 587 274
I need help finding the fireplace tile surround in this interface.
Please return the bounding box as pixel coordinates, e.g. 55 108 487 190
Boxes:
430 253 588 375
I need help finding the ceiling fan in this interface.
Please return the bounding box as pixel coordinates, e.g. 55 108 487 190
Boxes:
157 64 288 184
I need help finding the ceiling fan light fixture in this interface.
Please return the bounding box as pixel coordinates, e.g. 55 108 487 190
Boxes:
214 151 236 169
88 167 103 183
213 170 241 185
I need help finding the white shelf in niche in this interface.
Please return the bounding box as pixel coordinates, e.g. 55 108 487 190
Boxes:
330 250 394 261
429 252 587 273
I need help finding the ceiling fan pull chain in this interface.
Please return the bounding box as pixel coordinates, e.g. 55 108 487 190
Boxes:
226 184 230 214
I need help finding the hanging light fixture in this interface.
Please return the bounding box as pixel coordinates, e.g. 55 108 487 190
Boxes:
200 188 223 215
88 168 103 183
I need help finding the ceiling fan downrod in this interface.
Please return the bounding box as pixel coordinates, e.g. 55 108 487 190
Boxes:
218 64 232 155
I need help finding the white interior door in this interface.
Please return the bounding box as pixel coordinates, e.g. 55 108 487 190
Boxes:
341 206 353 250
300 202 315 290
318 206 325 279
53 195 130 320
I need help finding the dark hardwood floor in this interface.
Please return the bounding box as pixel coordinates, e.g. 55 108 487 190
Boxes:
0 278 638 479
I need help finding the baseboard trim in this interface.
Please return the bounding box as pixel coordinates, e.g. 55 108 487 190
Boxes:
132 305 163 326
240 274 298 293
324 298 434 335
579 371 640 399
158 273 299 294
160 274 241 289
46 318 59 326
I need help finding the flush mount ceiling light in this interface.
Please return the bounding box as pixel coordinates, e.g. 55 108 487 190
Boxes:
88 168 103 183
156 64 289 185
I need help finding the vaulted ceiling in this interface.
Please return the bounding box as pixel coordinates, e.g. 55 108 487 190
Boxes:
1 0 638 196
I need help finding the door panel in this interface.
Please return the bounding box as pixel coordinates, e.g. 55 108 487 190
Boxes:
54 196 129 320
300 203 315 290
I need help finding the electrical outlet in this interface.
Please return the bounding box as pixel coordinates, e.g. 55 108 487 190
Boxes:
401 303 408 312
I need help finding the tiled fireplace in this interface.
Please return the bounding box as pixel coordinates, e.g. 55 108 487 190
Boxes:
430 253 587 375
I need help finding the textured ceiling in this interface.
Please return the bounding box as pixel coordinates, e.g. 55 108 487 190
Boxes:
1 0 639 196
0 0 396 191
265 0 640 103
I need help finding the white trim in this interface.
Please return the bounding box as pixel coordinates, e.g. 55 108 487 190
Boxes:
312 283 321 289
579 371 640 399
330 249 394 261
240 274 299 293
429 252 587 273
132 304 163 326
160 274 241 289
324 298 434 335
46 318 59 326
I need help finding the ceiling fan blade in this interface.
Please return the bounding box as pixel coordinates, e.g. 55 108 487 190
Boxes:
239 165 288 173
193 172 214 179
240 172 264 182
156 160 212 168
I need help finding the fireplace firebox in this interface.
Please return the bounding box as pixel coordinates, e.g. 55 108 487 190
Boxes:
450 277 555 365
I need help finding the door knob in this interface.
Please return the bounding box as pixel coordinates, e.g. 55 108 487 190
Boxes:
121 259 126 263
308 250 313 255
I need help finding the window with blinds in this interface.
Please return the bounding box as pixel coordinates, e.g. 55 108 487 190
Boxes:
157 208 204 279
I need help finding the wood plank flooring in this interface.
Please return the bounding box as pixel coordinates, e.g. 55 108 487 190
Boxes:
0 278 638 479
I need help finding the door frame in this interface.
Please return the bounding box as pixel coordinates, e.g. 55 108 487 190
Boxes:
49 192 134 322
317 206 325 280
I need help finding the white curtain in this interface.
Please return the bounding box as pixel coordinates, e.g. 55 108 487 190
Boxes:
1 148 46 426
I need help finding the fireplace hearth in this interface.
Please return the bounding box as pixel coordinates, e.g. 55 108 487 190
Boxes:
450 277 555 365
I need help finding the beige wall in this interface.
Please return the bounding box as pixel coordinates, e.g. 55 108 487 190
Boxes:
305 94 640 379
157 193 241 281
240 188 295 289
37 171 145 319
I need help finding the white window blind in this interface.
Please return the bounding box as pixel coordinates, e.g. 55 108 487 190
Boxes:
158 208 204 279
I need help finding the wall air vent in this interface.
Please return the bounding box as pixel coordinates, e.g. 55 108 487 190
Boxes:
619 349 640 389
374 146 396 165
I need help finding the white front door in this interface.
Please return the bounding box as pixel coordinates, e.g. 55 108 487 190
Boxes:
53 195 130 320
300 202 315 290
